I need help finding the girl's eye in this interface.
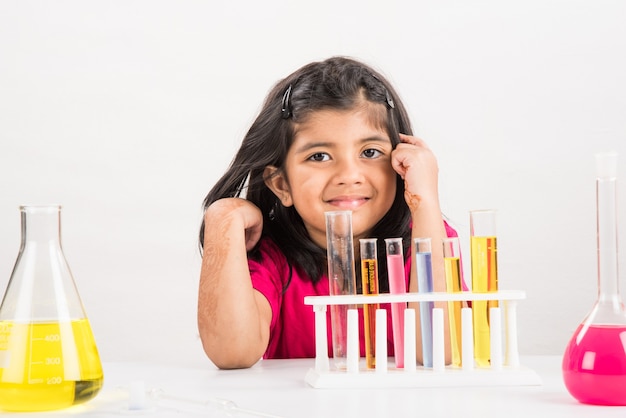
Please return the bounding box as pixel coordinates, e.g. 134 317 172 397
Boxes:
308 152 330 162
362 149 382 159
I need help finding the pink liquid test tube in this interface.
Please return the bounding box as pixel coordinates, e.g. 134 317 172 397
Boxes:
385 238 406 368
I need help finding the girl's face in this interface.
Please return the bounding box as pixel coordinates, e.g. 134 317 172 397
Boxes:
265 107 397 248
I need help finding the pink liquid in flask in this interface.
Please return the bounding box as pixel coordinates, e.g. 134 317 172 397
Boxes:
562 324 626 405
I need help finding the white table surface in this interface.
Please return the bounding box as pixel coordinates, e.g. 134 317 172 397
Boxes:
2 356 625 417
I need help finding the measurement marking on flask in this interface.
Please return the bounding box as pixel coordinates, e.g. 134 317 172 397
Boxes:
46 376 63 385
27 328 63 385
44 334 60 342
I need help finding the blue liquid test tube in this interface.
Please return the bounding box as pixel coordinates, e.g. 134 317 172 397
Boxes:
414 237 434 368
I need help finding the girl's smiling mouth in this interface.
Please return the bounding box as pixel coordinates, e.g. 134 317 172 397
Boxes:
326 196 370 209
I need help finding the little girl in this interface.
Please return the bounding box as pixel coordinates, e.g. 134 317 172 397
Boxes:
198 56 455 369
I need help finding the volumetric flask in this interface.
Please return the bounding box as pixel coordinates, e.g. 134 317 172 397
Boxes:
325 211 357 370
0 205 103 412
562 152 626 405
470 209 498 367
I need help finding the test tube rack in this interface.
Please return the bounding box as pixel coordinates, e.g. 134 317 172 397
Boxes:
303 290 542 389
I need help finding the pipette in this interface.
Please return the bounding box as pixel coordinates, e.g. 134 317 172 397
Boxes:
117 381 283 417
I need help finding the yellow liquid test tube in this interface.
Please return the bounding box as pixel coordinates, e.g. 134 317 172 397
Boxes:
470 210 499 367
360 238 380 369
443 237 463 367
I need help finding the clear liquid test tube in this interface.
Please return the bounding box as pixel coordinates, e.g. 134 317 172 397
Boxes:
325 211 357 370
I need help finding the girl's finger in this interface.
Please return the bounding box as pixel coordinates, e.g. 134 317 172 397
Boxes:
398 133 428 148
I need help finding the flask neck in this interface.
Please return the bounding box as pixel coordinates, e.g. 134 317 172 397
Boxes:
597 177 620 302
21 205 62 246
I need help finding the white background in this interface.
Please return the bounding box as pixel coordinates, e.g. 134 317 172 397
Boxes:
1 0 626 366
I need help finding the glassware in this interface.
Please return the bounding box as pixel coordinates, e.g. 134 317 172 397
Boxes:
562 152 626 405
443 237 463 367
325 211 357 370
470 209 499 367
359 238 379 369
414 237 434 368
0 205 103 412
385 238 406 368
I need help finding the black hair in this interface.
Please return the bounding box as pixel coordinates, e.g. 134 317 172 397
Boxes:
199 56 413 292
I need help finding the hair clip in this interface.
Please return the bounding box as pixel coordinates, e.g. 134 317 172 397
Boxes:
281 84 292 119
370 73 395 110
235 171 251 199
385 88 395 109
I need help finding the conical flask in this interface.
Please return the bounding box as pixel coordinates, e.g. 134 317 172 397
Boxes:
562 152 626 405
0 205 103 412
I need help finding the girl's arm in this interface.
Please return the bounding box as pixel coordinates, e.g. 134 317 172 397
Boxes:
197 197 272 369
391 133 452 365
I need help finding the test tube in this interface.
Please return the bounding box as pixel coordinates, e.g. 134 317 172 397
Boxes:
325 211 357 370
470 209 499 367
414 237 434 368
385 238 406 369
360 238 380 369
443 237 463 367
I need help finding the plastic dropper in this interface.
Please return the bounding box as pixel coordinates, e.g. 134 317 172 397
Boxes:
119 380 283 417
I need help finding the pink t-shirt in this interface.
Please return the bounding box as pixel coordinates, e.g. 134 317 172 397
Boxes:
249 222 459 359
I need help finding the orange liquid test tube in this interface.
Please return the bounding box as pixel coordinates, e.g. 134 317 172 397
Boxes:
360 238 380 369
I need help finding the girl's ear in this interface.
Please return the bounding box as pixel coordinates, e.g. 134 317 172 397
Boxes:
263 166 294 207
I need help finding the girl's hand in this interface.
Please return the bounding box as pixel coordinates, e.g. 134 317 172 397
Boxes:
391 133 440 213
204 198 263 251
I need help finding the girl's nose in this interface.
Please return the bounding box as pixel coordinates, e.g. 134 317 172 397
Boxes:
333 158 365 185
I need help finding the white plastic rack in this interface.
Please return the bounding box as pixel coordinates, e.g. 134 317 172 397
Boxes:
303 290 542 389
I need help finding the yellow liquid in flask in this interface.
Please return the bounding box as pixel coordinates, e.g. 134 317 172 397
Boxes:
0 319 103 412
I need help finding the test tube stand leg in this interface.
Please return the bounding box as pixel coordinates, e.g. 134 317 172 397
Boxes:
461 307 474 371
314 304 329 372
432 308 445 372
504 300 520 367
346 309 359 373
490 307 503 370
375 309 388 373
403 308 417 371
